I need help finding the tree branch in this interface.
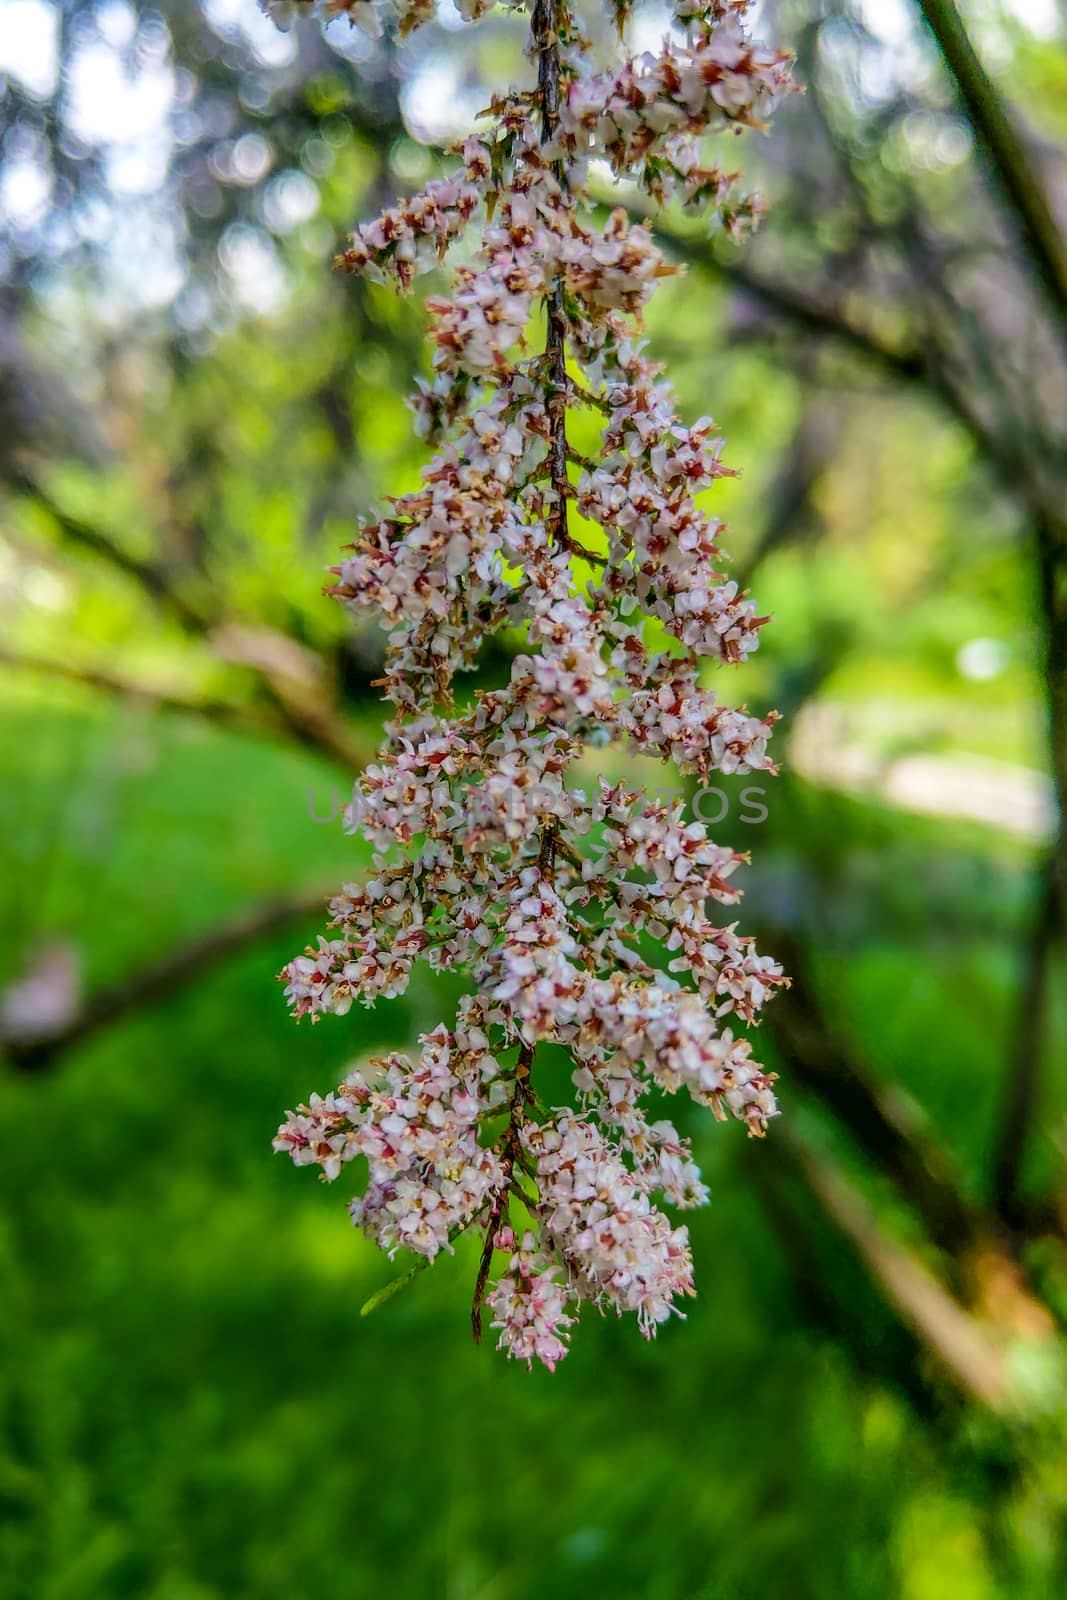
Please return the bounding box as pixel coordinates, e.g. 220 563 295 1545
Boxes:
0 646 279 738
8 472 374 772
916 0 1067 330
1037 510 1067 918
778 1125 1010 1410
661 230 929 386
765 929 995 1265
990 857 1060 1230
1 886 332 1072
10 467 207 631
988 512 1067 1231
744 1137 940 1418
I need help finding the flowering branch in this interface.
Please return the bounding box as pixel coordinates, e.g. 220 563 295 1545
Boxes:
266 0 794 1370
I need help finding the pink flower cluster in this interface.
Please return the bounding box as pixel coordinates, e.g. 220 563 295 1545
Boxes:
562 12 793 224
270 0 792 1368
336 139 490 290
274 1019 507 1256
260 0 436 38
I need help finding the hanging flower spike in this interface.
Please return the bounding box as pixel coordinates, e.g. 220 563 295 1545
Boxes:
267 0 794 1369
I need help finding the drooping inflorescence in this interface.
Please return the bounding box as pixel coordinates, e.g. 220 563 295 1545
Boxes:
266 0 794 1369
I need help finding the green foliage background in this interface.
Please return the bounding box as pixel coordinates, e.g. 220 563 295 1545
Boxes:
3 1 1067 1596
